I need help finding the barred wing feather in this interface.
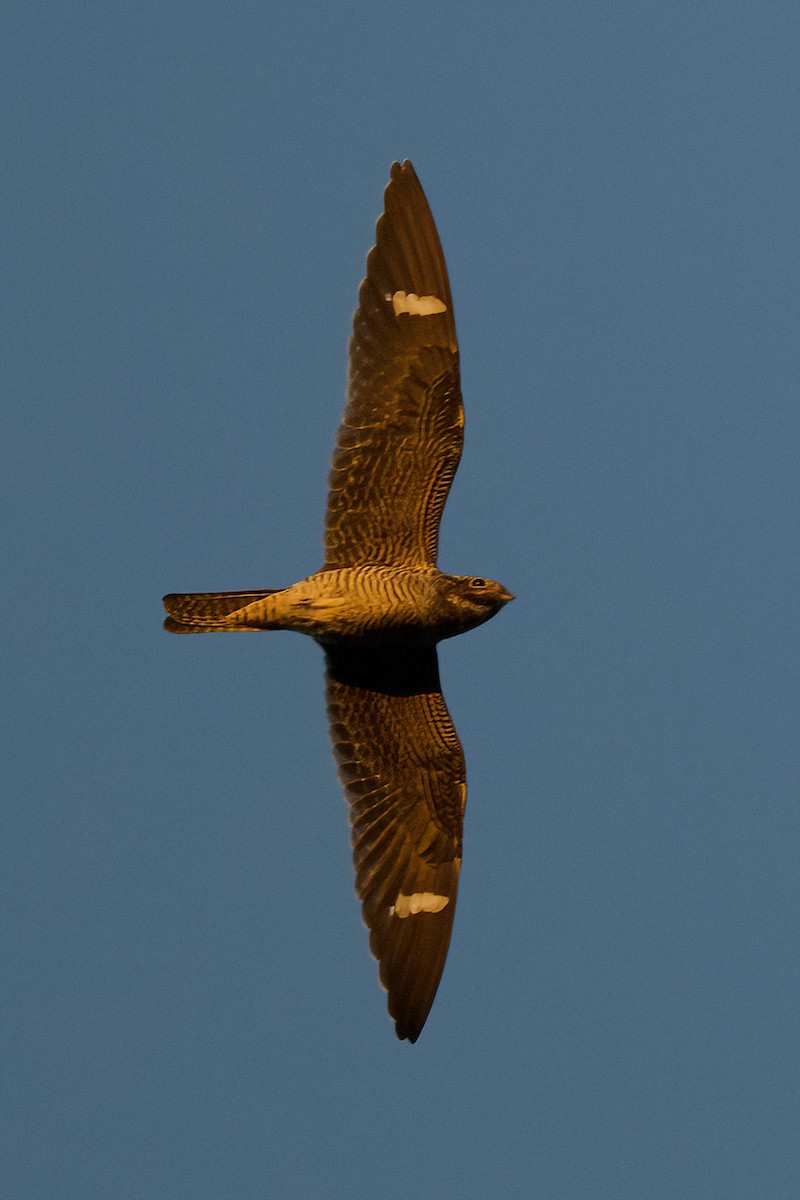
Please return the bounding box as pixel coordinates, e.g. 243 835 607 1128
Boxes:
325 161 463 570
325 646 466 1042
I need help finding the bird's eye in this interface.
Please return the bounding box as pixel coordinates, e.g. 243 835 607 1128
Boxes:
470 577 487 589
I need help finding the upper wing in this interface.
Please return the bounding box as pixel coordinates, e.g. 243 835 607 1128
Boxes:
324 161 463 570
325 645 466 1043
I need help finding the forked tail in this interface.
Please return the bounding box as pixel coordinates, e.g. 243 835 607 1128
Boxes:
162 589 281 633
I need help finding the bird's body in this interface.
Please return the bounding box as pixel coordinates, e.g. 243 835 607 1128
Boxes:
165 565 510 645
163 161 512 1042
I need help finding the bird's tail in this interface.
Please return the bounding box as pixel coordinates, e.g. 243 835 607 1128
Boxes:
162 590 282 633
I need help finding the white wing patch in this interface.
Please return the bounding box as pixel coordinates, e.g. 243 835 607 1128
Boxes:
390 892 450 918
389 290 448 317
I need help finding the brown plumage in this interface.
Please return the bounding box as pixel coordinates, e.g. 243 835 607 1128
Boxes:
163 162 512 1042
326 161 461 569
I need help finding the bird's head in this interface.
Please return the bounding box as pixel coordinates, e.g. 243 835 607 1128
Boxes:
439 574 514 636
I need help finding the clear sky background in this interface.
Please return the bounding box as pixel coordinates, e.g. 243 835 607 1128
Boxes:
4 3 799 1197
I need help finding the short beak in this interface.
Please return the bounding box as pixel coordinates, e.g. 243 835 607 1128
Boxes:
499 588 515 604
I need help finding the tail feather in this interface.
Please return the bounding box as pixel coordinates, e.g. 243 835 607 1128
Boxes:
162 589 281 633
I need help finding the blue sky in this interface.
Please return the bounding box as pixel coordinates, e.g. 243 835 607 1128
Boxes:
4 3 800 1197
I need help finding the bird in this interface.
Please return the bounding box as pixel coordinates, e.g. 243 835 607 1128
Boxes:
163 161 513 1042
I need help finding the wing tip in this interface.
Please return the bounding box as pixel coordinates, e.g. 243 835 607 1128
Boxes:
395 1020 422 1044
387 158 421 198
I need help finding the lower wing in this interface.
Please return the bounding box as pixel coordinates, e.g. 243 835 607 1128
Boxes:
324 645 466 1042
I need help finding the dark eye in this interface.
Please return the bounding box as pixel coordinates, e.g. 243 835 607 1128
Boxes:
470 577 487 589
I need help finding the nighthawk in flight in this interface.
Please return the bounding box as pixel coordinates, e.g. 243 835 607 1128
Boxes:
163 161 513 1042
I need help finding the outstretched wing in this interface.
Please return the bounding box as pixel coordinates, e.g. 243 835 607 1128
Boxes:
325 646 466 1043
324 161 463 570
